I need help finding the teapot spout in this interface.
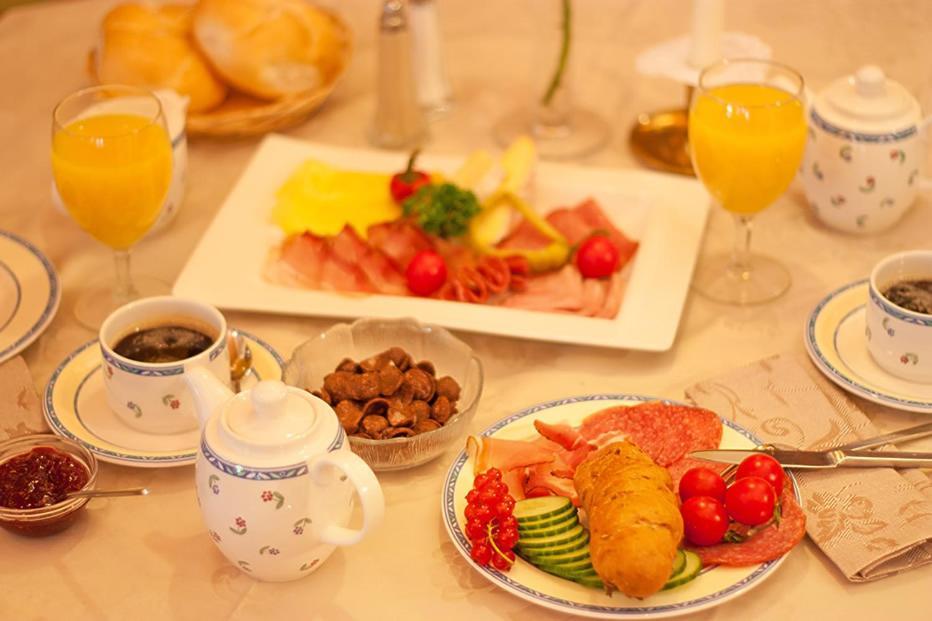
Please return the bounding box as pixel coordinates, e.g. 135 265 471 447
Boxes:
184 365 235 427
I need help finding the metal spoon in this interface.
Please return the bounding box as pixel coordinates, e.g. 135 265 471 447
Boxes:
67 487 149 499
228 328 254 393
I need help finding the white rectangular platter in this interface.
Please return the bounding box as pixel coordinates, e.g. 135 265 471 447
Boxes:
174 135 709 351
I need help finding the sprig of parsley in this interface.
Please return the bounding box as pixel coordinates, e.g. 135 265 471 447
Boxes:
402 182 480 239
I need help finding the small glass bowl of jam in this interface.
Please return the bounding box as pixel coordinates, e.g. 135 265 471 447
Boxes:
0 434 98 536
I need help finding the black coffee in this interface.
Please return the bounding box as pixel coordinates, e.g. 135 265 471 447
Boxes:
882 279 932 315
114 325 214 363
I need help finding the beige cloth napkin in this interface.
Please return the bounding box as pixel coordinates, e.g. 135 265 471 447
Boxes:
0 356 49 439
685 353 932 582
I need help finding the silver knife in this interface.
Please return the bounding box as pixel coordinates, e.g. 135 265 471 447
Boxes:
689 447 932 469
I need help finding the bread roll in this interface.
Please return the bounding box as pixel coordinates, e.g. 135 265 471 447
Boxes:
95 3 227 113
192 0 344 100
574 442 684 599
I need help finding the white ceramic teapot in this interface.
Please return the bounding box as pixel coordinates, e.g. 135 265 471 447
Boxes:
185 368 384 582
802 65 931 234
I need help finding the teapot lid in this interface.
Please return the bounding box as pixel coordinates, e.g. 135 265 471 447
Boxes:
816 65 921 132
225 381 315 445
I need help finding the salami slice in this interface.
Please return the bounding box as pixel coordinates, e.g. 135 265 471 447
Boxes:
687 487 807 566
578 402 723 467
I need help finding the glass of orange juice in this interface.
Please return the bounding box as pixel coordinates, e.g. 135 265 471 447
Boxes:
689 59 807 305
52 85 173 327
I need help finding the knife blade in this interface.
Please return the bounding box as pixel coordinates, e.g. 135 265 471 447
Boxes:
689 447 932 469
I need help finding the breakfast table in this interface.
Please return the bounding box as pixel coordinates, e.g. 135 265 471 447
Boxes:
2 0 931 619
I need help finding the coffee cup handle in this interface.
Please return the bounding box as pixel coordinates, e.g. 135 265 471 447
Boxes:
309 450 384 546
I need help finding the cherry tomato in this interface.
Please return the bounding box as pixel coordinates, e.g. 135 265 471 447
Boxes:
575 235 620 279
680 495 729 546
406 250 448 296
736 454 785 495
678 467 727 504
390 150 431 203
725 476 776 526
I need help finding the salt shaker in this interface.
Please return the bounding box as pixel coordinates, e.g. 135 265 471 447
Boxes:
409 0 452 114
369 0 427 149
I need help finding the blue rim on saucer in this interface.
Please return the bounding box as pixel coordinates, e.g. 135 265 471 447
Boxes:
804 279 932 413
44 331 285 467
0 230 61 363
441 394 800 619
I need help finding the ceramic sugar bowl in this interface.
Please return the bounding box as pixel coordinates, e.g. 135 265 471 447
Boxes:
802 65 931 234
186 369 384 582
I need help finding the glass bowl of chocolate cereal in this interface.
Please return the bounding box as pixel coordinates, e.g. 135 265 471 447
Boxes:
283 318 484 471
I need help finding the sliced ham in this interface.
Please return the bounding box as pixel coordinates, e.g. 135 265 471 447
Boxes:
533 420 585 451
501 265 585 312
465 436 555 477
330 226 407 295
366 220 435 271
525 462 578 501
595 271 628 319
278 232 329 287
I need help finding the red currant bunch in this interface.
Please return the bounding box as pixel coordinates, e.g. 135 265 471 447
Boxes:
464 468 518 571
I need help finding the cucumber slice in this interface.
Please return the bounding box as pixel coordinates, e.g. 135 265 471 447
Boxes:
536 557 594 573
517 533 589 557
520 545 591 565
516 517 579 538
669 549 686 578
514 497 572 523
517 505 577 532
517 524 586 549
662 550 702 590
536 564 604 589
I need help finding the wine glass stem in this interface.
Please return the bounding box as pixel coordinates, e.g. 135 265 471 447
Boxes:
113 249 138 305
730 214 754 280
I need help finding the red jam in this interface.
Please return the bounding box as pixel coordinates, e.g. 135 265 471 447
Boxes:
0 446 89 509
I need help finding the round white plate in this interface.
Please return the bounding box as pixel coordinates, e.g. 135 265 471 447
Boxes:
0 231 61 363
44 331 284 468
441 394 799 619
805 279 932 413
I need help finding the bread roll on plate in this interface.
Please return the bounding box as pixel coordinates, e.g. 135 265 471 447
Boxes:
574 442 684 599
95 3 227 113
192 0 346 100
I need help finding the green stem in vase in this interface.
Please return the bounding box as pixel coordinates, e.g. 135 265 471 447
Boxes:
541 0 572 107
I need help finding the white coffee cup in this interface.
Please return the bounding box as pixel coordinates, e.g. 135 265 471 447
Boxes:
99 296 230 434
865 250 932 383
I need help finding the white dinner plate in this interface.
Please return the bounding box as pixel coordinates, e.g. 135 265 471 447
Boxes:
174 135 709 351
0 230 61 363
440 394 799 619
804 279 932 413
43 331 284 468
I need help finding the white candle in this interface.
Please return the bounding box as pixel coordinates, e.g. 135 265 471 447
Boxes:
688 0 724 69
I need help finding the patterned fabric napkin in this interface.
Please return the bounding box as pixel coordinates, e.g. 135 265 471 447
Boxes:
685 353 932 582
0 356 49 439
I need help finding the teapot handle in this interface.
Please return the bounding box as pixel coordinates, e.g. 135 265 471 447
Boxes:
308 450 384 546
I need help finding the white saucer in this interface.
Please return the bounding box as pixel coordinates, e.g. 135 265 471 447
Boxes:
44 332 285 467
0 231 61 363
804 279 932 413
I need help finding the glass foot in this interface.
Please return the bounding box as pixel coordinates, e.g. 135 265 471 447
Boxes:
692 253 791 305
493 108 610 160
73 275 170 330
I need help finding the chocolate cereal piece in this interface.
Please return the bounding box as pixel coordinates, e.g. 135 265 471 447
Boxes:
415 360 436 376
413 419 442 434
383 347 411 370
436 376 461 401
383 427 415 439
431 395 455 424
336 358 359 373
404 368 436 402
361 397 390 418
407 400 431 424
360 415 389 436
311 388 332 405
387 405 416 428
353 372 382 401
323 371 358 402
378 364 404 396
334 400 364 434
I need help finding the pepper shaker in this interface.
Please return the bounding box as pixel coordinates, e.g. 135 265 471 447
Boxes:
369 0 427 149
409 0 452 114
